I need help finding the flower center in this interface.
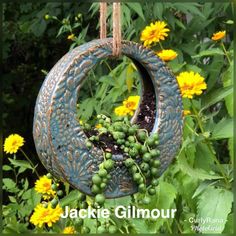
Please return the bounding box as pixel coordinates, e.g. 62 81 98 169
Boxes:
182 83 194 91
41 210 50 217
43 182 51 190
125 101 136 109
12 140 17 146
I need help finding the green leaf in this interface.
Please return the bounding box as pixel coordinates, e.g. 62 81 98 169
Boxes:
185 64 202 73
153 181 177 230
30 19 47 37
78 98 96 121
126 3 145 21
22 188 41 208
197 187 233 233
3 165 12 171
223 213 233 233
201 86 233 111
222 62 233 117
9 196 17 203
153 2 163 19
206 54 224 91
211 118 233 140
3 178 16 189
3 222 29 233
178 153 223 180
131 218 154 234
192 180 216 198
194 142 215 172
105 196 132 208
24 178 29 190
225 20 234 24
83 218 97 234
168 61 186 73
18 167 27 174
173 3 206 19
192 48 224 58
228 138 234 164
175 18 186 30
8 158 33 169
126 63 134 92
60 190 80 207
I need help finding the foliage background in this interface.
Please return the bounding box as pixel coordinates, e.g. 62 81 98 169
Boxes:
2 1 234 234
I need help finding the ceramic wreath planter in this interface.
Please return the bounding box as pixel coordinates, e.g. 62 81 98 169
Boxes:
33 38 183 198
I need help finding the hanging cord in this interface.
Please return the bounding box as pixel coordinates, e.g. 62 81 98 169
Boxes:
112 2 121 57
99 1 122 57
99 2 107 39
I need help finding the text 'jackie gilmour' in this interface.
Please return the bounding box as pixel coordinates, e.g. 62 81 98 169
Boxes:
61 206 177 219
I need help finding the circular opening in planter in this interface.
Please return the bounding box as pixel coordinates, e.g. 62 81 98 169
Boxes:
76 57 157 157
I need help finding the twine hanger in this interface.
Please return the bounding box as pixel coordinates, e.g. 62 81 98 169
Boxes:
99 1 121 57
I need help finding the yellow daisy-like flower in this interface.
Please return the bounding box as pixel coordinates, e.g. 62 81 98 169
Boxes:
67 33 75 40
4 134 24 154
35 175 56 200
95 124 102 129
123 96 140 111
114 106 131 117
63 226 76 234
183 110 191 116
140 21 170 47
114 96 140 117
30 203 63 228
211 31 226 41
177 71 207 99
157 49 178 61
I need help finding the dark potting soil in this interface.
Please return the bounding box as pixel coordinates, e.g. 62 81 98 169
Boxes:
85 129 124 155
136 90 156 133
84 88 156 155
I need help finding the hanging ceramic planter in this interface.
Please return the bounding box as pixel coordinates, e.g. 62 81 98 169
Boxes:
33 38 183 198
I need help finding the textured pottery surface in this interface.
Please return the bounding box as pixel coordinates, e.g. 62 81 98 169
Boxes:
33 38 183 198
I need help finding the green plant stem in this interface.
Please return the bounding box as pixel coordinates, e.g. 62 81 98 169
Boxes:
20 149 40 178
12 154 20 203
185 122 199 136
174 219 183 234
158 41 164 50
190 101 229 185
103 60 112 72
133 161 146 183
166 220 173 233
221 42 231 64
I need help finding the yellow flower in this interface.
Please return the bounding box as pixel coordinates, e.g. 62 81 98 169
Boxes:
114 106 131 117
67 33 75 40
79 120 84 125
211 31 226 41
4 134 24 154
35 175 56 200
114 96 140 117
177 71 207 99
30 203 63 228
183 110 191 116
123 96 140 111
95 124 102 129
140 21 170 47
63 226 76 234
157 49 178 61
